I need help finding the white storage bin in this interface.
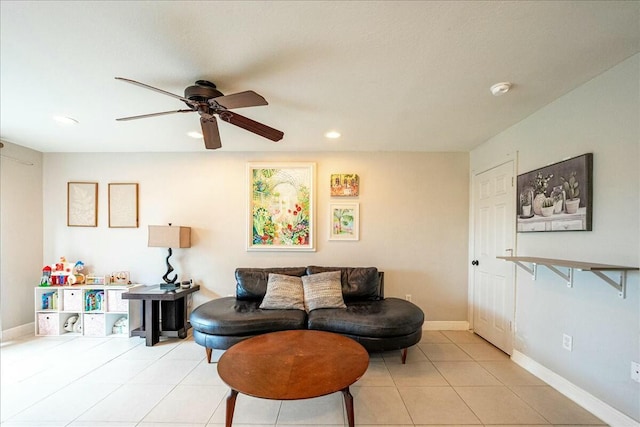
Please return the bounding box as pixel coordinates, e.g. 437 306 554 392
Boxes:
83 313 105 336
37 313 59 335
107 289 128 312
63 289 83 311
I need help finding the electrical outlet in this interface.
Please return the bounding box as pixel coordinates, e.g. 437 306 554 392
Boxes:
405 294 412 302
562 334 573 351
631 361 640 383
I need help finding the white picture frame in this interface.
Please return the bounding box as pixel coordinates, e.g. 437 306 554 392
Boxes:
329 202 359 241
248 162 316 251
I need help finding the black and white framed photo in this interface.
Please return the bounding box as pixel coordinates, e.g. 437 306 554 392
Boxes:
517 153 593 232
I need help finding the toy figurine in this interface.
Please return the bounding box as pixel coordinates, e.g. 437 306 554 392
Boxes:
73 261 85 285
40 266 52 286
41 258 86 287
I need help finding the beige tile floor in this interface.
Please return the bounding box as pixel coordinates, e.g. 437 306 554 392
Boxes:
0 330 607 426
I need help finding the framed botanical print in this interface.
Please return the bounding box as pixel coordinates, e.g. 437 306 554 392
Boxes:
67 182 98 227
108 183 139 228
248 162 315 251
329 202 359 241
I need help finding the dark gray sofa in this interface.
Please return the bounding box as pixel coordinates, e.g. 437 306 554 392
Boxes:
190 266 424 363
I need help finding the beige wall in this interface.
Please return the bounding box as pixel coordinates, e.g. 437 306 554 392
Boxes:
39 151 469 322
0 141 43 332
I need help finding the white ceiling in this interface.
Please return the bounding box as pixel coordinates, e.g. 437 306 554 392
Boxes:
1 1 638 153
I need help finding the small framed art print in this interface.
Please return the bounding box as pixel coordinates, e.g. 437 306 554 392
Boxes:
330 173 359 196
329 202 359 241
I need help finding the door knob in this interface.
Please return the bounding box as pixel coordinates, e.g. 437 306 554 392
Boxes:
471 260 479 266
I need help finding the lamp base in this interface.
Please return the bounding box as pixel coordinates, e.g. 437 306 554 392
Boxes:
162 247 178 284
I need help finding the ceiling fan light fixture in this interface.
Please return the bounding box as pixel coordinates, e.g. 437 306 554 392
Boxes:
115 77 283 149
325 131 341 139
490 82 512 96
53 115 79 125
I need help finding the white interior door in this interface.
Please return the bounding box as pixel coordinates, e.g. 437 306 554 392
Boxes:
472 161 515 354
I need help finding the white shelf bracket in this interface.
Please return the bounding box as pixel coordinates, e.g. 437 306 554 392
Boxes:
591 270 627 299
514 261 535 278
498 256 637 299
546 265 574 288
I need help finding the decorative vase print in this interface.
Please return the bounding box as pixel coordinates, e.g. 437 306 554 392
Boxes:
533 193 546 216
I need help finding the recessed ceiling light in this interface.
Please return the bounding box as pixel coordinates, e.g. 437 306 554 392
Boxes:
187 131 203 139
325 131 341 139
490 82 512 96
53 115 78 125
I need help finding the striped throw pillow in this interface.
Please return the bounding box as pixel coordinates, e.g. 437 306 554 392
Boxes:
259 273 305 310
302 271 346 311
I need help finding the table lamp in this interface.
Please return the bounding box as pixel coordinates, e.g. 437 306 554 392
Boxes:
148 224 191 287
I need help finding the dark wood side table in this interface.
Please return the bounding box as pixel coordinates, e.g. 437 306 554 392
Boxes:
122 284 200 346
217 330 369 427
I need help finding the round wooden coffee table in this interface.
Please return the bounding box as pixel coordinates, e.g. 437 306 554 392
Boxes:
217 330 369 427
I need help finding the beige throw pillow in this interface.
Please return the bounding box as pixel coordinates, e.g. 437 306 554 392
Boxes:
259 273 305 310
302 271 346 311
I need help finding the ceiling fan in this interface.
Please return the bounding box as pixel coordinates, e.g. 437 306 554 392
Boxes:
115 77 284 149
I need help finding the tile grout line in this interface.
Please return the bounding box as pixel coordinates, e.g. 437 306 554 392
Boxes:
382 353 416 427
450 338 557 426
444 340 490 426
66 336 152 426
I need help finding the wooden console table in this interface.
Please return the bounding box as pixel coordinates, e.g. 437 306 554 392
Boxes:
497 256 638 298
122 284 200 346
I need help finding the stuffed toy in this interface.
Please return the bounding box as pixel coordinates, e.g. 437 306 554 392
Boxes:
64 315 78 332
112 316 128 334
73 317 83 333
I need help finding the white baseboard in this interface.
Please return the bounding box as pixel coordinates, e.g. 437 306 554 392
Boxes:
424 321 470 331
1 322 34 342
512 350 639 427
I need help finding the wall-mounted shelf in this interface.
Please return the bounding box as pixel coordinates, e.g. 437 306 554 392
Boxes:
497 256 638 299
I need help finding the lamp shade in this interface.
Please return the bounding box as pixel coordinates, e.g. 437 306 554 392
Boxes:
148 225 191 248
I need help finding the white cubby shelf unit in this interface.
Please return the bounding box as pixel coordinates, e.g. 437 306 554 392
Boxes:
34 284 142 337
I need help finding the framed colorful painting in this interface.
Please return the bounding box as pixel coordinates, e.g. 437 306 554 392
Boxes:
248 162 316 251
330 173 359 196
329 202 359 241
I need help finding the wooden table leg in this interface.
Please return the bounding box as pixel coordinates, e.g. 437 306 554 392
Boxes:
144 299 160 346
226 389 239 427
342 387 355 427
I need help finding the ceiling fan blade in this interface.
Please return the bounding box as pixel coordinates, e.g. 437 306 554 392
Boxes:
115 77 196 106
201 116 222 149
218 111 284 142
116 109 194 121
213 91 268 109
217 110 284 141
